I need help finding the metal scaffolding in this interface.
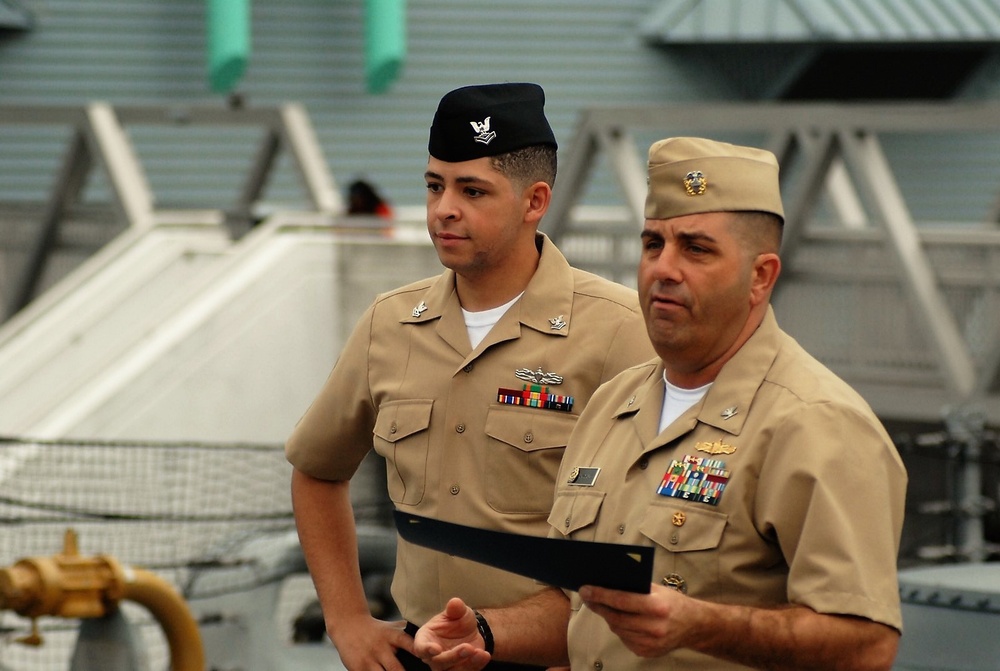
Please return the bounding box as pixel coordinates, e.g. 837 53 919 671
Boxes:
0 103 340 321
545 102 1000 424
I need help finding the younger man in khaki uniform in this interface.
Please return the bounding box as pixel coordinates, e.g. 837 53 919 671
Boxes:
285 83 653 671
413 137 908 671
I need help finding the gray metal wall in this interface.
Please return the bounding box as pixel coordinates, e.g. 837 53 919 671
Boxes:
4 1 1000 214
0 0 732 210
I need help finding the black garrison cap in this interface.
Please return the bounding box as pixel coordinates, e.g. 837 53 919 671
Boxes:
428 83 557 162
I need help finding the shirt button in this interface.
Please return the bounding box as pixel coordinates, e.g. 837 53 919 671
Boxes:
450 485 460 495
672 511 686 527
670 532 679 545
564 518 571 528
463 363 474 373
638 458 649 470
594 661 604 671
390 423 397 434
456 423 466 433
617 524 626 535
523 432 533 444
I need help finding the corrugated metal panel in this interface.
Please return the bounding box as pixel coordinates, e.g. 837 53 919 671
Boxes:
643 0 1000 43
0 0 716 210
0 0 999 217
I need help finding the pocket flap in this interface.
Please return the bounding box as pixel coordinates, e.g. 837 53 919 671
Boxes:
639 504 727 553
486 407 578 453
548 490 605 537
373 399 434 443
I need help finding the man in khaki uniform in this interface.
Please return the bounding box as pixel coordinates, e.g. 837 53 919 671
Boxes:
285 83 653 671
413 137 908 671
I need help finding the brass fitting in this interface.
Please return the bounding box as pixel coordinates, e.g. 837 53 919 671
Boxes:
0 529 125 620
0 529 205 671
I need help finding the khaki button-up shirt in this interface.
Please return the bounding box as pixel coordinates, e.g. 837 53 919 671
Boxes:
550 307 907 671
286 234 654 625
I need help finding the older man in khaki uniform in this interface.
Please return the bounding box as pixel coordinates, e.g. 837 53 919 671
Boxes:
286 83 653 671
413 137 907 671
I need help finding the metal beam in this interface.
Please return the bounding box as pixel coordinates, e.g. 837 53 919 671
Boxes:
279 103 340 213
835 129 976 398
594 125 646 227
235 129 282 223
83 103 155 231
545 115 601 240
774 130 840 265
5 130 91 319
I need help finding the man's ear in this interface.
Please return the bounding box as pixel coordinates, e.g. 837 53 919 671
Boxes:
750 252 781 306
523 181 552 226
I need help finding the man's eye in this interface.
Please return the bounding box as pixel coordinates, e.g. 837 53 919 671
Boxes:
426 183 442 193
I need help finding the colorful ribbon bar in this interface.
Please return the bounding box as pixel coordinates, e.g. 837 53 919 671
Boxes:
656 455 731 506
497 385 574 412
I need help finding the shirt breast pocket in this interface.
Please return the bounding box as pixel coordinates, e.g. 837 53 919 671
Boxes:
373 399 433 505
640 502 727 592
484 408 577 514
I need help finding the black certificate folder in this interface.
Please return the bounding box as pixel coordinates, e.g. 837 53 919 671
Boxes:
392 510 653 594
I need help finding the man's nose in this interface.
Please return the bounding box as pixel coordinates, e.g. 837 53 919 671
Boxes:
432 189 460 220
651 246 682 282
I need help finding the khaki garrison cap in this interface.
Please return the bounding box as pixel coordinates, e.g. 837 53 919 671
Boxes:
644 137 784 222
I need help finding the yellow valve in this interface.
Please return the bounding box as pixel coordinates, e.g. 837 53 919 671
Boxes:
0 529 205 671
0 529 125 620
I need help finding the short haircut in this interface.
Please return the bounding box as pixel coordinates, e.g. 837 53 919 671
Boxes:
733 211 783 256
489 144 558 190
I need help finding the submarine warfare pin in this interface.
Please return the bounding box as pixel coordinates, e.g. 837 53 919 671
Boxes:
515 367 564 385
499 370 573 413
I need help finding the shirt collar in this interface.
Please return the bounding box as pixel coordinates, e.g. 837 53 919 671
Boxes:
611 307 782 439
399 233 575 336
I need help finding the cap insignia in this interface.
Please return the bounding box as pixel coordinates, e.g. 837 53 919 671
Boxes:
684 170 707 196
470 116 496 145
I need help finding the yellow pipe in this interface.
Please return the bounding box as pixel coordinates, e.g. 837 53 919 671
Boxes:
120 566 205 671
0 530 204 671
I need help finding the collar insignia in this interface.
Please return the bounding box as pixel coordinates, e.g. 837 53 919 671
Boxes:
549 315 567 330
470 116 496 145
515 366 564 385
411 301 428 318
721 406 738 420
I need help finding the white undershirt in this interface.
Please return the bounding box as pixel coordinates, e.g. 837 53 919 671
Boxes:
462 293 523 349
659 372 712 433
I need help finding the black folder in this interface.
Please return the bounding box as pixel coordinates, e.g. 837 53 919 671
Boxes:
393 510 653 594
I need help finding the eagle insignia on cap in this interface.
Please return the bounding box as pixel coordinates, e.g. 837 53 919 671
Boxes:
684 170 707 196
470 116 496 146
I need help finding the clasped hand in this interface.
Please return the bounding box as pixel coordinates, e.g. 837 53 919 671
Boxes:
413 598 492 671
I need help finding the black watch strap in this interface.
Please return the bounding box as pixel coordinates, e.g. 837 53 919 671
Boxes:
473 610 495 656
